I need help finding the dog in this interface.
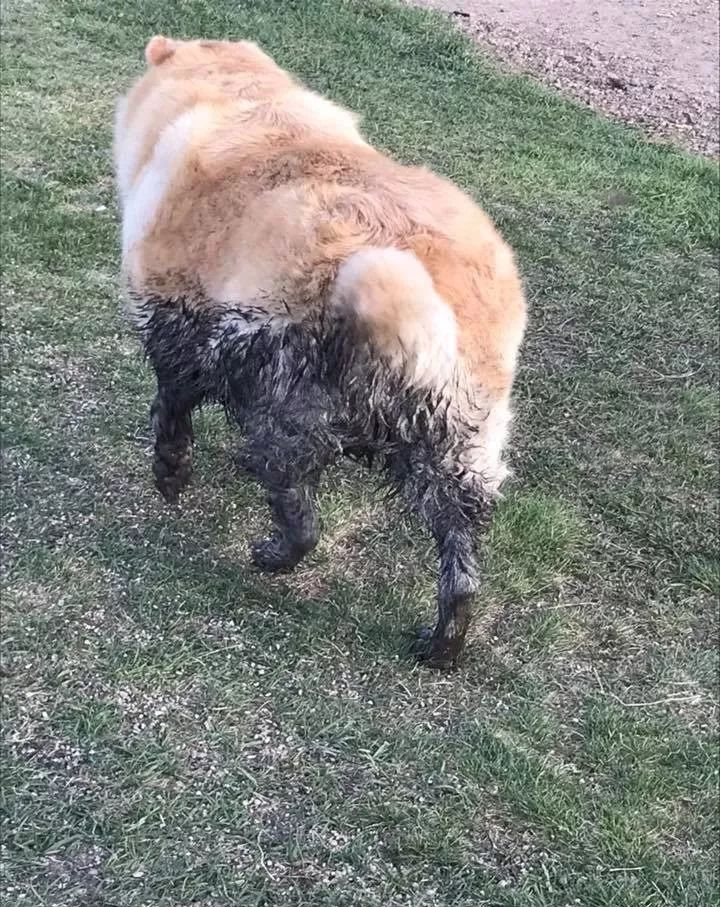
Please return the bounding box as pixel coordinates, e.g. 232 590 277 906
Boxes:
114 36 527 668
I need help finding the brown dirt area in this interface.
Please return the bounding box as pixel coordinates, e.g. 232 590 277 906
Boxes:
409 0 720 156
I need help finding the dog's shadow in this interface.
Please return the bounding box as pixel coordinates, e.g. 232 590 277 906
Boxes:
55 424 511 677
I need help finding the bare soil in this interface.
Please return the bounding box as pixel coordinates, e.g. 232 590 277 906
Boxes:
410 0 720 156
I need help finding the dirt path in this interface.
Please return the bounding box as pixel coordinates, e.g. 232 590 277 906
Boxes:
409 0 719 156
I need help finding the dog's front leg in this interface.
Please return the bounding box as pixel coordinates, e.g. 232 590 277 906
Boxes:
150 381 199 503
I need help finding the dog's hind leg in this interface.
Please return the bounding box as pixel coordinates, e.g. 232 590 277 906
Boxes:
425 513 486 669
391 446 493 669
239 407 335 572
250 482 321 572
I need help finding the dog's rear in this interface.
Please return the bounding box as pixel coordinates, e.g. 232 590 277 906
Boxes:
331 247 458 388
115 37 527 667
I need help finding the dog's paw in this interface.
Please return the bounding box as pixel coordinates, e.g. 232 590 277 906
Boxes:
411 627 462 671
153 463 192 504
153 444 192 504
250 537 301 573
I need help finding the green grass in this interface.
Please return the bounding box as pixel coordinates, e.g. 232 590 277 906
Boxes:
1 1 718 904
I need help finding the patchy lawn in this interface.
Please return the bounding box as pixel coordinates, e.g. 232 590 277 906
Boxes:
2 1 718 905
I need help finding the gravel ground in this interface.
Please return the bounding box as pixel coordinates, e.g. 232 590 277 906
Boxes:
409 0 719 156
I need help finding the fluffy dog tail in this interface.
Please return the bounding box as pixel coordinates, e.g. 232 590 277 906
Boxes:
330 247 458 388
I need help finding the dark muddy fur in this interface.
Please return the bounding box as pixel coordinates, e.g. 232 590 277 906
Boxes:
134 293 494 668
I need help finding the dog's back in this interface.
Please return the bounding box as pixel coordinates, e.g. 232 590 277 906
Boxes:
115 36 527 667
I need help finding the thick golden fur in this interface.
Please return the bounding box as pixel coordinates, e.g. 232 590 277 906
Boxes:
115 37 525 410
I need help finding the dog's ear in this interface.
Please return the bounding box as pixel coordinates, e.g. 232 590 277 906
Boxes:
145 35 176 66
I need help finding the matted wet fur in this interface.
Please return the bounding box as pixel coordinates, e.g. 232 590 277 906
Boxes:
115 37 527 668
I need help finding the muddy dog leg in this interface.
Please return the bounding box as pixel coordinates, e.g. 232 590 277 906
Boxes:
239 416 332 572
150 381 200 503
394 451 493 669
250 482 320 572
421 518 485 669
